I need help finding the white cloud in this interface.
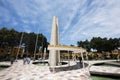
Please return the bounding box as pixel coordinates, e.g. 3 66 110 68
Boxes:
60 0 120 45
0 7 10 23
0 0 120 45
22 25 31 33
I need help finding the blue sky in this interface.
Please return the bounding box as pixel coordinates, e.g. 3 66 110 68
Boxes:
0 0 120 45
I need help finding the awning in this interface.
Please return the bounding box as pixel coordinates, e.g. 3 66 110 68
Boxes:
48 45 86 53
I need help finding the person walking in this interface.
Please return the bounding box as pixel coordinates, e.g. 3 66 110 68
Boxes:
78 56 82 64
23 56 26 65
10 57 14 65
26 57 31 64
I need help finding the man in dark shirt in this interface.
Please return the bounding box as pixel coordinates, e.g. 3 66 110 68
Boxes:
78 56 82 64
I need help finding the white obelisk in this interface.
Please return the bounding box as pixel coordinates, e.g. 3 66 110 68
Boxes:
49 16 60 66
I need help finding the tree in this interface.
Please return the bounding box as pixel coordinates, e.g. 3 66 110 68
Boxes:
77 40 90 51
77 37 120 52
0 27 48 58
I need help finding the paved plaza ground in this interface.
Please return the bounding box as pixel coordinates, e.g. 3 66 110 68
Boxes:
0 60 90 80
0 60 119 80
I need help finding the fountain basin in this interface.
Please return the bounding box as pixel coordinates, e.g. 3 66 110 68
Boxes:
93 61 120 67
33 61 68 66
90 61 120 78
91 75 120 80
0 65 10 71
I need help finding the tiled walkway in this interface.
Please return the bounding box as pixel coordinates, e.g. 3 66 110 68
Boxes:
0 60 91 80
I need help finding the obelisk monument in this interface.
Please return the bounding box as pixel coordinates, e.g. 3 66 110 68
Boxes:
49 16 60 66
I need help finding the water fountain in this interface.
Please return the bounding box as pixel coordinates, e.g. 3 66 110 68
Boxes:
33 16 91 79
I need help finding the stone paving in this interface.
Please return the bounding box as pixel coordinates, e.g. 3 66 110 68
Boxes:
0 60 91 80
1 60 119 80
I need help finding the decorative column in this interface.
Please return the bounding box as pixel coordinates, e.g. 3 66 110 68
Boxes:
81 51 85 68
68 51 70 66
49 16 60 66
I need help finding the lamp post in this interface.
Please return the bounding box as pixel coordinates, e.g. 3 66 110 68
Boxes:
21 43 25 58
91 48 97 60
117 47 120 61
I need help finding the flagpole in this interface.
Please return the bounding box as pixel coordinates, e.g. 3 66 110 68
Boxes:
33 30 39 61
16 32 24 61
